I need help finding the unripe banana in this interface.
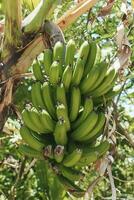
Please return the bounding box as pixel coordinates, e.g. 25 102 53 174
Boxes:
95 140 110 158
89 67 117 97
43 145 54 159
59 165 84 181
69 86 81 122
32 62 44 81
31 82 46 109
57 175 85 195
53 41 65 76
71 58 85 86
78 40 90 65
71 111 98 141
40 110 55 133
43 49 52 76
62 65 73 91
63 148 82 167
72 97 93 130
49 61 60 85
54 145 65 163
54 119 68 146
20 126 45 151
89 61 108 91
83 42 101 76
29 108 48 133
84 130 103 145
56 83 68 111
104 85 122 100
56 103 70 131
22 109 43 133
77 151 98 167
18 144 44 159
42 82 56 118
31 131 52 145
80 66 100 94
80 112 105 142
65 39 76 66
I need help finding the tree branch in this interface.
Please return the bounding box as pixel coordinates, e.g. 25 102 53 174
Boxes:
57 0 99 30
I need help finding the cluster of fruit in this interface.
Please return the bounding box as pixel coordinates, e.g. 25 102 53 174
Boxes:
19 40 118 196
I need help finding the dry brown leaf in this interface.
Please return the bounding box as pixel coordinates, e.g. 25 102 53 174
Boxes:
112 23 131 80
98 0 115 17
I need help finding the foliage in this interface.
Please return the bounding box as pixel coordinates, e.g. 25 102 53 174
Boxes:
0 0 134 200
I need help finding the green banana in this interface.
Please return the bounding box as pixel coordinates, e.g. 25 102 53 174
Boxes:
43 145 54 159
56 83 67 111
71 111 98 141
63 148 82 167
20 126 45 151
22 109 43 133
95 140 110 158
42 82 56 118
32 62 44 81
31 131 52 145
29 108 50 133
31 82 46 109
56 103 70 131
80 112 106 142
54 145 65 163
80 140 110 158
84 130 103 145
69 86 81 122
39 110 55 133
71 58 85 86
77 151 98 167
57 175 85 196
104 85 122 99
54 119 68 146
72 97 93 130
65 39 76 66
53 41 65 76
43 49 52 76
89 67 117 97
62 65 73 91
18 144 44 159
59 165 84 181
83 41 101 76
80 65 100 94
78 41 90 64
49 61 60 85
89 61 108 91
91 75 117 98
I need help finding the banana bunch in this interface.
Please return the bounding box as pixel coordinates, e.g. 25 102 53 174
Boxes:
19 39 119 197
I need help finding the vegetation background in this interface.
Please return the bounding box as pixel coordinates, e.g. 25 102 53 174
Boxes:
0 0 134 199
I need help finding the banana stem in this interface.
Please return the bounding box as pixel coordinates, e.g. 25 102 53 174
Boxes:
2 0 22 60
22 0 60 34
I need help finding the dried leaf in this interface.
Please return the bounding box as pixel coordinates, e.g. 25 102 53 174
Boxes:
98 0 115 17
112 23 131 79
85 176 102 200
95 157 109 176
